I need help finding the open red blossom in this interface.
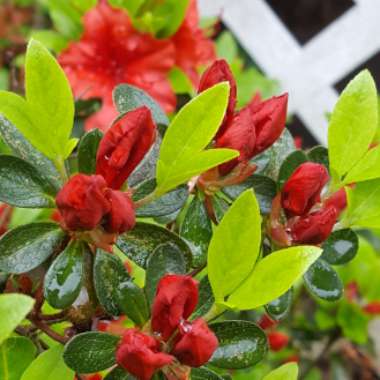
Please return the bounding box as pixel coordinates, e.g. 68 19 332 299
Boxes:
171 0 216 86
116 329 173 380
58 2 176 131
248 93 288 155
363 301 380 315
171 319 218 367
268 331 289 352
289 206 338 245
151 274 198 341
96 106 156 190
281 162 329 216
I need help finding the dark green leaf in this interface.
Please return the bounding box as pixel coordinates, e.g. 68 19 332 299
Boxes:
0 155 57 208
321 229 358 265
117 280 149 326
116 222 192 269
63 332 119 373
134 179 188 218
278 150 308 188
94 250 130 316
0 223 66 274
308 146 329 170
191 276 214 320
44 240 85 309
113 84 169 127
212 195 230 223
104 366 135 380
0 116 61 190
191 367 224 380
78 129 103 174
223 175 277 214
145 242 186 305
0 337 36 380
304 259 343 301
180 195 212 267
209 321 267 369
265 288 293 321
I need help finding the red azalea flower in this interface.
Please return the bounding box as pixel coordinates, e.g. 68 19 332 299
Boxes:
281 162 329 216
268 331 289 352
171 0 216 86
289 206 338 245
171 319 218 367
258 314 278 330
363 301 380 315
96 106 156 190
59 2 176 131
116 329 174 380
324 188 347 216
151 274 199 341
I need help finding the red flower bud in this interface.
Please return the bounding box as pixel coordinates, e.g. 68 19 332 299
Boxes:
56 174 110 231
96 106 156 190
324 188 347 216
268 331 289 352
281 162 329 216
258 314 278 330
363 301 380 315
198 59 237 137
116 329 173 380
248 93 288 155
171 319 218 367
345 281 359 302
214 107 256 176
151 275 198 341
290 206 337 245
0 204 12 236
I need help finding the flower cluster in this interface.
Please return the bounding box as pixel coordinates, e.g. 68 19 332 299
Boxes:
59 0 215 131
270 162 347 246
196 60 288 192
116 274 218 380
56 106 156 245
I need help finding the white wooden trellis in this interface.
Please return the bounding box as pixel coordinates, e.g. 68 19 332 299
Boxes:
199 0 380 145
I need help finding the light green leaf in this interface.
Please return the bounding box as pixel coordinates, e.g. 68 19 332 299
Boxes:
169 67 194 95
208 190 262 302
108 0 145 15
0 40 76 163
21 345 74 380
228 246 322 310
262 363 299 380
156 83 238 195
328 70 378 179
216 31 238 64
30 30 68 53
0 294 34 345
0 337 36 380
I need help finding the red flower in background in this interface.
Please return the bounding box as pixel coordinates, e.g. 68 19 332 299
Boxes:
59 0 215 131
268 331 289 352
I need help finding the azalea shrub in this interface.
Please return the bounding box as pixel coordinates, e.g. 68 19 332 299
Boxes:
1 1 380 380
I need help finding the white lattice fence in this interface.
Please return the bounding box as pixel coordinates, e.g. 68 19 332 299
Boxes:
199 0 380 144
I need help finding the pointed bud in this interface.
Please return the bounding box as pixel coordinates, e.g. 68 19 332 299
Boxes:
324 188 347 216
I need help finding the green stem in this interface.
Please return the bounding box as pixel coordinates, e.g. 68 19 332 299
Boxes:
54 158 68 183
203 303 227 323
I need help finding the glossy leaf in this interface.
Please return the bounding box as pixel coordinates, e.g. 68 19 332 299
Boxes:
209 321 267 369
156 83 238 195
228 246 322 310
0 294 34 345
44 240 85 309
191 367 224 380
0 116 61 190
191 276 215 320
180 195 212 267
78 129 103 174
208 190 262 302
223 175 277 214
0 223 66 274
265 288 293 321
116 222 192 269
308 146 329 169
304 259 343 301
0 155 57 208
328 70 378 179
0 40 76 161
277 150 308 188
321 229 358 265
104 366 135 380
94 249 130 316
262 363 299 380
212 195 230 223
113 84 169 127
117 280 150 326
0 337 36 380
63 332 120 373
145 242 187 305
21 345 74 380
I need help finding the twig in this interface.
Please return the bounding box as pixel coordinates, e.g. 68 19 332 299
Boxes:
29 317 68 344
